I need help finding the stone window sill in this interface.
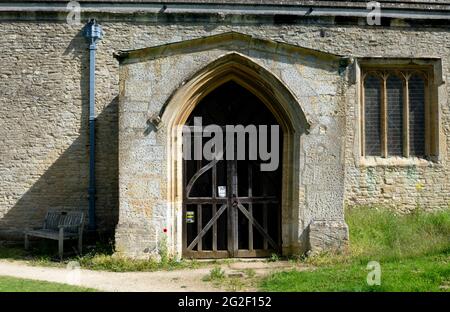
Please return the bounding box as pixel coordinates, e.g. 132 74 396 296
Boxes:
360 156 438 167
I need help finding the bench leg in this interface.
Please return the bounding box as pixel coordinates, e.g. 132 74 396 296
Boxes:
58 228 64 261
58 239 63 261
24 234 29 250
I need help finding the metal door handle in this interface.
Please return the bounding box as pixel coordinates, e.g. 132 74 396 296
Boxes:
232 194 238 207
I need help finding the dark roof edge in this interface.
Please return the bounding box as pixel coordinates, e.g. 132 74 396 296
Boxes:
1 1 449 11
0 1 449 20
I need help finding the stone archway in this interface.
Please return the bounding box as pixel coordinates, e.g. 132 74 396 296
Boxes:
115 35 349 259
162 52 311 258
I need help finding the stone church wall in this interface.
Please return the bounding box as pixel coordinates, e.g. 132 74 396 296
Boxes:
0 13 448 253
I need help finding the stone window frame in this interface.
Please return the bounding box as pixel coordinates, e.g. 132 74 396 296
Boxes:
356 58 443 167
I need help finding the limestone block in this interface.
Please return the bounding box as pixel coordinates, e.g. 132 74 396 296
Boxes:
306 186 344 220
308 220 349 253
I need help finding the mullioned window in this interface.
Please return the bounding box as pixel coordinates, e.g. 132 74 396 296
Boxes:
361 68 432 159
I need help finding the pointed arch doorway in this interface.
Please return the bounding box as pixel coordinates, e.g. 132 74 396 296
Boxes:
116 40 349 260
182 81 283 258
162 53 310 259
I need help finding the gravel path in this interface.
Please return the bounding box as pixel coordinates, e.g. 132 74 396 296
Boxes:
0 260 297 292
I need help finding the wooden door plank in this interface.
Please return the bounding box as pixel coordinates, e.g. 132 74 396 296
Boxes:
185 159 218 197
187 204 228 251
230 158 239 256
237 203 278 250
263 203 268 250
212 204 217 252
263 182 268 250
226 159 233 256
248 163 253 251
212 160 217 252
197 204 202 251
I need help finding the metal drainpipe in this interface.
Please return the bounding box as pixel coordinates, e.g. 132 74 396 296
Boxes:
84 19 103 231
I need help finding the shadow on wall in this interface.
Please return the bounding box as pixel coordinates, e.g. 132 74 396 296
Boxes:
0 25 119 241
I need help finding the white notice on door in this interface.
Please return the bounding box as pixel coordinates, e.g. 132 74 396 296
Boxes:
218 186 226 198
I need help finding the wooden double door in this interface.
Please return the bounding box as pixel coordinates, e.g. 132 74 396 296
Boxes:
182 81 282 259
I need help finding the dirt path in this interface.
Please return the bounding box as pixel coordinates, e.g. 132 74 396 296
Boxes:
0 260 299 292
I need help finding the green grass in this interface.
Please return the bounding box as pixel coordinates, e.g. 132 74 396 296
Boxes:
0 241 202 272
202 266 225 282
261 253 450 292
0 246 25 259
1 207 449 291
261 207 450 292
77 253 201 272
0 276 96 292
345 206 450 263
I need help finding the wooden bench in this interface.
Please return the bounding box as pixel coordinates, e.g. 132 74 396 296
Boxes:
24 211 84 260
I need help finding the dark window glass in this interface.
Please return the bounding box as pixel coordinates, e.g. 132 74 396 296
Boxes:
364 75 382 156
386 75 404 156
409 75 426 156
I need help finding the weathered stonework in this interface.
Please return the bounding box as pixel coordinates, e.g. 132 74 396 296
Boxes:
0 8 449 258
308 220 349 254
115 33 347 257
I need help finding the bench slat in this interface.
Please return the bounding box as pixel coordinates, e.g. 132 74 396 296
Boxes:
59 212 83 233
25 211 84 260
44 212 61 230
25 229 78 240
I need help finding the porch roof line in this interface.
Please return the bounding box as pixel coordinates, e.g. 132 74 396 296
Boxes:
114 31 346 64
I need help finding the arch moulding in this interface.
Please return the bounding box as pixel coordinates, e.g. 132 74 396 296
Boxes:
162 52 311 257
